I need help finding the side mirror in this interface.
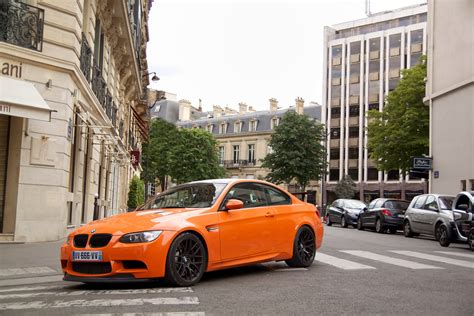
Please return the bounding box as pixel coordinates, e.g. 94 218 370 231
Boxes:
362 207 368 212
225 199 244 210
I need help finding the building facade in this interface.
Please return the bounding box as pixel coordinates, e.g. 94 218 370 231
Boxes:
322 4 428 204
425 0 474 195
0 0 151 242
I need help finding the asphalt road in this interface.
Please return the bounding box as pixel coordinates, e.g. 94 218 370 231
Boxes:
1 225 473 315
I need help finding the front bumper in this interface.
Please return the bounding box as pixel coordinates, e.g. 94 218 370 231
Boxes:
60 231 175 281
345 214 359 225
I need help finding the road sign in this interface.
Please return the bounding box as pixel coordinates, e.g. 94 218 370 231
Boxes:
412 157 432 170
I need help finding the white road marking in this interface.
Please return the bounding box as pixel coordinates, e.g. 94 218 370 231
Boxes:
315 253 376 270
0 287 194 300
434 251 474 259
0 267 56 276
0 297 200 310
391 251 474 269
274 268 308 272
340 251 443 269
0 285 66 293
76 313 205 316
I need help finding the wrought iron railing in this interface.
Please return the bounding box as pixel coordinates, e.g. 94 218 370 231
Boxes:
91 64 106 107
0 0 44 51
222 160 257 168
80 33 92 82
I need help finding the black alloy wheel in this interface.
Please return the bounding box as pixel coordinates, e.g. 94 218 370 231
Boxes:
468 230 474 252
341 216 348 228
286 226 316 268
165 232 207 286
375 218 385 234
326 215 332 226
403 220 414 238
357 217 364 230
435 224 451 247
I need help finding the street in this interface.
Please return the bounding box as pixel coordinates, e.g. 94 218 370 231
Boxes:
0 226 473 315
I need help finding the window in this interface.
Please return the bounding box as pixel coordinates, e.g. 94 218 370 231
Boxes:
219 122 228 134
367 168 378 180
249 120 257 132
461 180 467 191
439 196 454 210
348 169 358 181
234 121 241 133
206 124 214 133
330 148 340 160
385 200 410 210
331 128 340 139
329 169 339 181
374 199 384 208
414 195 427 209
218 146 225 164
267 145 273 154
223 183 268 209
423 195 438 211
349 106 359 117
368 103 379 111
387 170 399 181
271 117 280 129
232 145 240 163
262 185 291 206
348 148 358 159
349 127 359 138
331 107 341 118
248 144 255 163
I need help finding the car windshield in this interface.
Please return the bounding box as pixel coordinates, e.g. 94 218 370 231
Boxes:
344 200 366 209
385 200 410 210
139 183 227 210
439 196 454 210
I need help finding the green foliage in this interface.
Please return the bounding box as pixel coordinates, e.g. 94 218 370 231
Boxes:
169 128 226 184
335 175 357 199
127 175 145 209
261 111 327 189
367 56 429 175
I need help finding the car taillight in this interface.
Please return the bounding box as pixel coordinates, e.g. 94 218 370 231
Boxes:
382 209 393 216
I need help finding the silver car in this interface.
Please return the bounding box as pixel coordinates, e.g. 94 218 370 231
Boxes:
403 194 455 246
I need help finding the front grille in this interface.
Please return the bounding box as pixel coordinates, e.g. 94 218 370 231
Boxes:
72 262 112 274
89 234 112 248
73 234 88 248
122 260 147 270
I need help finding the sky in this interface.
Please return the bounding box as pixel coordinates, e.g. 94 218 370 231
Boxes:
146 0 426 111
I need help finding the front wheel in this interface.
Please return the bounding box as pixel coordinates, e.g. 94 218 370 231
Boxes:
286 226 316 268
435 224 451 247
468 229 474 252
357 217 364 230
165 232 207 287
341 216 348 228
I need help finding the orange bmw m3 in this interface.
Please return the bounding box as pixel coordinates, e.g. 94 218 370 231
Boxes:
61 179 324 286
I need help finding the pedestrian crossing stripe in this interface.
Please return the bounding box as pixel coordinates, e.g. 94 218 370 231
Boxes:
315 253 376 270
390 251 474 269
434 251 474 259
340 250 443 269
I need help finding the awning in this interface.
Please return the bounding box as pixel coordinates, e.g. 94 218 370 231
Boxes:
0 76 53 122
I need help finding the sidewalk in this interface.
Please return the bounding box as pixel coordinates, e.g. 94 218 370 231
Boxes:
0 240 64 287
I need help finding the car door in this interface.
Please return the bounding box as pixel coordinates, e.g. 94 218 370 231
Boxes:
218 182 277 261
367 199 384 227
410 195 427 232
328 200 341 223
360 199 377 226
419 195 439 234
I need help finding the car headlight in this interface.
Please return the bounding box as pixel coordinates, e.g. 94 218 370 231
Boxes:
119 231 162 243
453 212 462 220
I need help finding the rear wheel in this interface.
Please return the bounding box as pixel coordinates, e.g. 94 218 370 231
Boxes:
341 216 348 228
375 218 385 234
357 217 364 230
435 224 451 247
165 232 207 287
403 220 414 238
468 229 474 252
286 226 316 268
326 215 332 226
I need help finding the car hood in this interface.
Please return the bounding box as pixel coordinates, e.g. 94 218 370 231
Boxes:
346 208 364 214
72 208 207 236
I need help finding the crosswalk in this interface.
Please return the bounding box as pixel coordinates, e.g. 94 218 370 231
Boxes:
314 249 474 270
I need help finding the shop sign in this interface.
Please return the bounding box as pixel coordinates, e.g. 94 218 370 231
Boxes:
412 157 432 170
131 150 140 168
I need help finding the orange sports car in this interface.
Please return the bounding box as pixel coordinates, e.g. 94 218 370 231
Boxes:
61 179 324 286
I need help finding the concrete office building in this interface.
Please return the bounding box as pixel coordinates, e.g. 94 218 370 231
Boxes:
425 0 474 194
322 4 428 204
0 0 152 242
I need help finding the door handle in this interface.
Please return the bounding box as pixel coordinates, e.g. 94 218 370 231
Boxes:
265 212 274 217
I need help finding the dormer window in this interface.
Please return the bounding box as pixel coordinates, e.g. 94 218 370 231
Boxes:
219 122 228 134
270 117 280 130
249 119 258 132
206 124 214 133
234 121 242 133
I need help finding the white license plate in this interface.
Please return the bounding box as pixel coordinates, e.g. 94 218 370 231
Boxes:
398 214 405 218
72 251 103 262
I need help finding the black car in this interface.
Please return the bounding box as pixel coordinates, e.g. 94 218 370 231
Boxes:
450 191 474 250
357 198 410 234
326 199 367 228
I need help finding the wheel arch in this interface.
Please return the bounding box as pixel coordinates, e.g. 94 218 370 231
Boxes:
169 229 210 270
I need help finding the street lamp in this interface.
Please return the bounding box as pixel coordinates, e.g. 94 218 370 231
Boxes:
145 72 160 82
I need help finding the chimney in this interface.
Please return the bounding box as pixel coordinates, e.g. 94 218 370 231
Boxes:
224 106 237 115
239 102 248 114
178 99 192 121
269 98 278 111
295 97 304 115
248 106 255 112
213 105 224 117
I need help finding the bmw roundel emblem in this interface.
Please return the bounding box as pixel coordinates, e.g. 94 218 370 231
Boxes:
91 229 96 233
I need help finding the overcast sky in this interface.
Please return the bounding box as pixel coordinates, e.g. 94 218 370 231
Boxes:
146 0 426 111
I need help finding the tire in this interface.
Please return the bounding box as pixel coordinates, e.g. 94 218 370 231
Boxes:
375 218 385 234
468 229 474 252
286 226 316 268
326 215 332 226
357 217 364 230
435 224 451 247
165 232 207 287
341 216 348 228
389 228 397 234
403 220 414 238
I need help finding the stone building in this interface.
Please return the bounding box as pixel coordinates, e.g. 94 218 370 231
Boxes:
0 0 152 242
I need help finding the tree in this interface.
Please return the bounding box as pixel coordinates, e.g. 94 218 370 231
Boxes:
169 128 226 184
127 175 145 210
335 175 357 199
367 56 429 175
261 110 327 191
142 118 178 191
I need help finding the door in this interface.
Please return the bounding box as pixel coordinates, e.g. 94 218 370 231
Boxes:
360 199 376 227
218 182 276 261
419 195 439 234
0 115 10 233
329 200 343 224
367 199 384 227
410 195 427 232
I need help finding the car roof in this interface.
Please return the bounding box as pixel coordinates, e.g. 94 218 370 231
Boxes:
415 194 455 198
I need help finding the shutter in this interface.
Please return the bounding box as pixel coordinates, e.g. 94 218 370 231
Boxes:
0 115 10 230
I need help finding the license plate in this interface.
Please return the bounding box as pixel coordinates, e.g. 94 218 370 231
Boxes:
398 214 405 218
72 251 103 262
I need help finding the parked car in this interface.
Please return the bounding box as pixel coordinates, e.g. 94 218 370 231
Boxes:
448 191 474 250
357 198 410 233
326 199 366 228
61 179 324 286
403 194 455 246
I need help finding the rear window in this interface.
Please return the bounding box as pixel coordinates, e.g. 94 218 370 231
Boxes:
439 196 454 210
385 200 410 210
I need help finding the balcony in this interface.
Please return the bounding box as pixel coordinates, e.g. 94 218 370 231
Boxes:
91 65 107 107
0 0 44 51
80 34 92 82
223 160 257 168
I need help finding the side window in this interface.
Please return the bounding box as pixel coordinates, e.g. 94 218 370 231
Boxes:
374 199 384 208
223 183 267 209
333 200 341 207
454 195 471 212
414 196 427 209
368 199 377 210
423 195 438 211
261 184 291 206
410 196 419 208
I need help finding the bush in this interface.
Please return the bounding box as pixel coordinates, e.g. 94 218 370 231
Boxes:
127 175 145 210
